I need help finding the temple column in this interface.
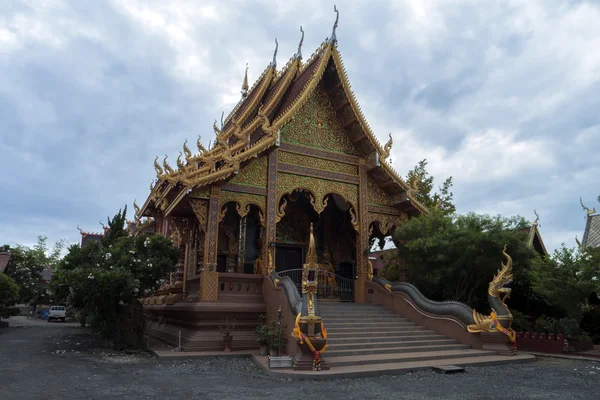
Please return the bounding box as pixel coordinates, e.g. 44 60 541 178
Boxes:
355 161 369 303
201 186 220 301
264 149 278 274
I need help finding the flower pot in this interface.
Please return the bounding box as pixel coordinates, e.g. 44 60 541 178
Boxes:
269 348 279 357
260 344 269 356
223 335 232 352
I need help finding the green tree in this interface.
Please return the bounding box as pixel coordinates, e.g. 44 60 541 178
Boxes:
530 245 600 321
385 209 538 312
0 273 20 318
406 159 455 215
51 206 179 348
3 237 64 303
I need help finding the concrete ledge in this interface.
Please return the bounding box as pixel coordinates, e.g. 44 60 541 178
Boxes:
149 346 536 380
250 353 536 381
522 351 600 362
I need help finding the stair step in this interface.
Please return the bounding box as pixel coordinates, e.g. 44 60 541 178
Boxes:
325 343 470 357
326 326 426 334
324 321 414 328
326 349 496 367
327 333 443 345
327 338 459 350
323 316 400 322
327 329 432 339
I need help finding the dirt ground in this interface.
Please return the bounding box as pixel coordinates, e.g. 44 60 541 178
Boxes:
0 322 599 400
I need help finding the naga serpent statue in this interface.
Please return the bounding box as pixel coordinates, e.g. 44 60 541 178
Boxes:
269 223 328 370
373 245 517 353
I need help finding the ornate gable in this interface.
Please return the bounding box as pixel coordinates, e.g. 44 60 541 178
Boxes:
227 156 268 188
280 83 359 156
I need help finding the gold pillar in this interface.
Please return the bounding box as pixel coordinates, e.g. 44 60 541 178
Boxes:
355 161 369 303
201 186 220 301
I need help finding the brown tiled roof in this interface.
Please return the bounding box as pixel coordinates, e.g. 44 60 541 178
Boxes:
0 252 11 273
582 213 600 248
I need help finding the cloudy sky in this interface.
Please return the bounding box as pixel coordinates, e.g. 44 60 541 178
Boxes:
1 0 598 255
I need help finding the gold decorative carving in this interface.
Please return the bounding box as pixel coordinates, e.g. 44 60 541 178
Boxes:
228 156 268 188
276 172 358 214
189 199 208 232
279 151 357 175
190 187 210 199
280 83 359 156
200 270 219 301
368 212 403 236
367 175 393 206
219 190 266 225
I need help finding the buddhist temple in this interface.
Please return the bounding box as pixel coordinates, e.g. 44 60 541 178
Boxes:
130 10 530 371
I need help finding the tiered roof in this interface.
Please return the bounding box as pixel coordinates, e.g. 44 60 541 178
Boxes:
138 9 428 219
581 198 600 248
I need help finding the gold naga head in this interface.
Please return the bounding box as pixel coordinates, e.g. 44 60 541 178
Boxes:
489 245 513 296
154 156 164 176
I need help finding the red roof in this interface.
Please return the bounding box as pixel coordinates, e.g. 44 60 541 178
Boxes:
0 252 12 273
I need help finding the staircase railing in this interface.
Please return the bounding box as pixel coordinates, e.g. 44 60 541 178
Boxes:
276 268 354 302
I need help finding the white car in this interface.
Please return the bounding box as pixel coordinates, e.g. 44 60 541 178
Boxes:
48 306 67 322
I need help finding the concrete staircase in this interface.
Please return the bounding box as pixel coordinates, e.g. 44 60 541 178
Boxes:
319 302 533 373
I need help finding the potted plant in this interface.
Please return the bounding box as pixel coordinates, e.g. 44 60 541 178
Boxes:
268 319 288 357
219 316 236 352
255 314 270 356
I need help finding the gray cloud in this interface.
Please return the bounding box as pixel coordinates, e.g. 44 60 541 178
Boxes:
0 0 598 256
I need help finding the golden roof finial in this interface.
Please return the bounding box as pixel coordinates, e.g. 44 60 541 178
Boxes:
329 5 339 44
213 119 222 136
197 135 207 153
221 111 225 130
77 225 83 235
306 223 317 265
154 156 164 176
241 63 249 98
163 154 175 174
272 38 278 67
176 151 185 169
580 197 596 216
296 26 304 59
133 199 140 215
382 133 393 159
183 139 192 161
575 235 582 248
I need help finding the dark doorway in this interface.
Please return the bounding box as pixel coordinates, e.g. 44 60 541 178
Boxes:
276 246 303 272
217 255 227 273
338 262 355 280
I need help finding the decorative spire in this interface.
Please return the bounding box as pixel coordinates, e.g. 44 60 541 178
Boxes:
182 139 192 161
306 223 317 265
241 63 249 98
532 210 540 226
580 197 596 216
272 38 278 67
296 26 304 59
329 5 339 44
221 111 225 130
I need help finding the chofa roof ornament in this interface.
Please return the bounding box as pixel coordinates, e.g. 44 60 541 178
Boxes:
580 197 596 216
241 63 249 98
296 26 304 60
272 38 278 67
329 5 339 44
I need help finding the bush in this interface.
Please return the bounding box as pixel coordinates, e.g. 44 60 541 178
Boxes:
0 273 20 318
511 309 533 332
581 307 600 344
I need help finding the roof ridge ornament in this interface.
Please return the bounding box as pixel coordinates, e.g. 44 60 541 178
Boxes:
272 38 278 67
221 111 225 130
580 197 596 216
296 26 304 59
533 210 540 226
241 63 249 98
329 5 339 44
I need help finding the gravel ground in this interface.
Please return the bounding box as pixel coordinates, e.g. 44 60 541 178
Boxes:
0 325 599 400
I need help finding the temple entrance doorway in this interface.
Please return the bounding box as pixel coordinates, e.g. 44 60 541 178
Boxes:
275 190 357 301
275 245 303 272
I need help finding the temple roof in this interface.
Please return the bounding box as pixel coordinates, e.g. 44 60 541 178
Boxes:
0 252 11 273
139 19 428 219
582 213 600 248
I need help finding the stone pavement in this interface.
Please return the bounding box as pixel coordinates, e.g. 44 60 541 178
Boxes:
1 324 599 400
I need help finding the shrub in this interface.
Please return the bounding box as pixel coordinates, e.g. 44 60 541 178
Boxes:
580 307 600 344
511 309 533 332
